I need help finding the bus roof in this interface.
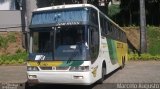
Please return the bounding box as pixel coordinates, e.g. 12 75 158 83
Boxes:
34 4 99 12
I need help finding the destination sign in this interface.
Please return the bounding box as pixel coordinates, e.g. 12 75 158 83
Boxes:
56 22 80 26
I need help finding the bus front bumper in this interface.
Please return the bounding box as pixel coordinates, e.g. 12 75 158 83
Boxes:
27 71 93 85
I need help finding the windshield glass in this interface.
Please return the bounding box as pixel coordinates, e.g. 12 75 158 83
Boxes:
29 25 89 61
55 25 89 61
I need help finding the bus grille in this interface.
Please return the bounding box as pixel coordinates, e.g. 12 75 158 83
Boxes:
40 67 52 70
56 67 69 70
40 67 69 70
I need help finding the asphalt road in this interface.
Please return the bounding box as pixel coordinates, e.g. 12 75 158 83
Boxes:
0 61 160 89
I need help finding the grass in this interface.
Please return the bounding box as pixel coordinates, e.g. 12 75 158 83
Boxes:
0 32 16 49
0 52 28 65
128 53 160 61
0 35 8 49
7 32 16 43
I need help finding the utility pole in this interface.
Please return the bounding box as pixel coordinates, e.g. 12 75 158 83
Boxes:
140 0 147 53
25 0 32 51
18 0 27 50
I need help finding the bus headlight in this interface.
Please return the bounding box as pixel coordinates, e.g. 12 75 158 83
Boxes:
27 66 39 71
69 66 89 72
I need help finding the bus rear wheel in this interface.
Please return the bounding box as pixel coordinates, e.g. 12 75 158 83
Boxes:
120 57 125 69
97 66 106 84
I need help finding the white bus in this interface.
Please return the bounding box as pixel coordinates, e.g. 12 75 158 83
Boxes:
27 4 128 85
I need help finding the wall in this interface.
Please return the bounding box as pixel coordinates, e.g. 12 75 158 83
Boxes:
0 11 22 31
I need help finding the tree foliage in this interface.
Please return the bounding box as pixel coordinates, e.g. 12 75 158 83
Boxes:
111 0 160 26
108 5 120 17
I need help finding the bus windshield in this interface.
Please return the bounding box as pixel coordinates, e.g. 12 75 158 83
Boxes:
30 7 98 27
29 25 89 61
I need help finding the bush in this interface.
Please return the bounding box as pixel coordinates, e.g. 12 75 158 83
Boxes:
0 58 3 65
0 52 28 65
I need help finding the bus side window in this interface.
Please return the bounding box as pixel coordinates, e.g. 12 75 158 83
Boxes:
122 32 124 42
109 25 114 38
89 27 99 62
113 26 116 39
100 14 104 35
105 20 109 34
32 32 39 52
116 28 120 40
122 32 125 42
90 9 98 26
108 23 112 33
100 13 110 36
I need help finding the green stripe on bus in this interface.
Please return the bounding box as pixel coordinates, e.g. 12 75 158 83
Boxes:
107 39 118 65
60 61 84 67
69 61 84 67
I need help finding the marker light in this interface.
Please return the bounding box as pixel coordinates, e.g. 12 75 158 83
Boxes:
69 66 89 72
27 66 39 71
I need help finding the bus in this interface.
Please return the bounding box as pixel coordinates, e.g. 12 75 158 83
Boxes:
27 4 128 85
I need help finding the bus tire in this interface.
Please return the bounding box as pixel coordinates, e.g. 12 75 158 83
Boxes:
25 82 35 89
97 65 106 84
120 56 125 69
25 82 30 89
